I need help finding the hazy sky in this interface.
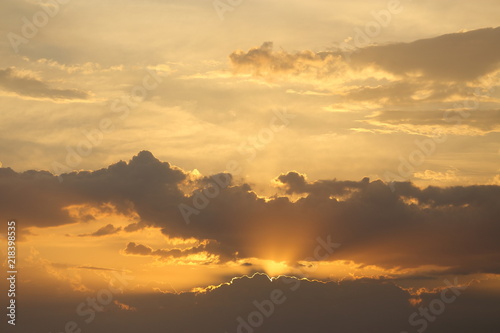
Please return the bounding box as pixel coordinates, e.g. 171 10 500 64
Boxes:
1 0 500 332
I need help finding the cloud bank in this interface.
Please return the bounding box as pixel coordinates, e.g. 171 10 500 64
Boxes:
8 273 499 333
2 151 499 275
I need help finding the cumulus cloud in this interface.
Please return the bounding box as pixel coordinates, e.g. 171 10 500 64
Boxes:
0 67 90 100
229 41 344 77
0 150 186 228
2 151 500 275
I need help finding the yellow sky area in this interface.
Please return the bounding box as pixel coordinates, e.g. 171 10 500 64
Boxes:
15 204 247 291
20 211 299 291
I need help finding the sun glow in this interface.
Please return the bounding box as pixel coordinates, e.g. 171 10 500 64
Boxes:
261 260 291 277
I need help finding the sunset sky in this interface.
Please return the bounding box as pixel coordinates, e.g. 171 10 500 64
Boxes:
1 0 500 332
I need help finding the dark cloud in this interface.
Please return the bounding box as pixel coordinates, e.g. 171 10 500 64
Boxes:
276 171 370 196
124 240 237 263
48 263 124 273
124 221 147 232
76 265 124 272
0 150 185 228
351 27 500 81
9 273 499 333
78 224 122 237
1 151 500 274
124 242 154 255
0 67 89 100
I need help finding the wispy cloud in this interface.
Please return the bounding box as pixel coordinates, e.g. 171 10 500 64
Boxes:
0 67 89 101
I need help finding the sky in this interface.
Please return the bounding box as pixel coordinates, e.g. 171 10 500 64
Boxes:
0 0 500 332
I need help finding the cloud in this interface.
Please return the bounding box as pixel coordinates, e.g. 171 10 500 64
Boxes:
350 27 500 81
78 224 122 237
124 240 237 263
275 171 370 196
230 28 500 83
229 41 344 78
50 263 124 272
124 242 154 255
228 28 500 109
2 151 500 275
414 170 459 182
76 265 124 271
0 67 89 100
358 110 500 136
9 272 500 333
0 150 186 228
124 221 147 232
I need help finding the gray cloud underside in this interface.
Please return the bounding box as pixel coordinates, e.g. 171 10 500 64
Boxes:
10 273 500 333
350 27 500 81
